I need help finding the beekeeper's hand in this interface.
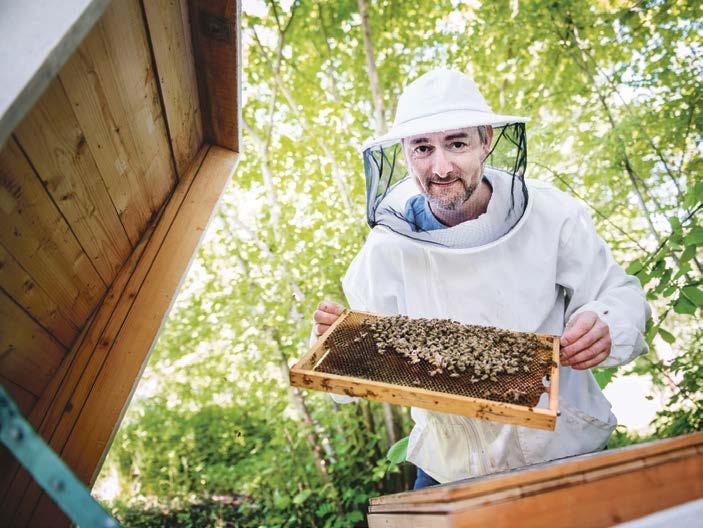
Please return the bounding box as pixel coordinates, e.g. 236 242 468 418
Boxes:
313 301 345 336
559 311 612 369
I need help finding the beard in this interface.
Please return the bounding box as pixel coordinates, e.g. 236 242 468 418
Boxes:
426 178 478 211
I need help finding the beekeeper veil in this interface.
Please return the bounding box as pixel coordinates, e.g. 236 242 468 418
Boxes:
361 69 529 247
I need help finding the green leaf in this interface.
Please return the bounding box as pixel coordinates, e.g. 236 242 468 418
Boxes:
658 328 676 344
661 284 677 298
346 511 365 523
593 367 618 389
386 436 409 464
673 295 697 315
682 286 703 307
684 226 703 246
626 260 644 275
680 245 696 263
293 489 312 505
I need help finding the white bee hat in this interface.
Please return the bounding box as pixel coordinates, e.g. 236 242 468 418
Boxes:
362 68 528 151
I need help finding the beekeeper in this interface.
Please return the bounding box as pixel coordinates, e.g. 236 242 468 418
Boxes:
312 69 650 489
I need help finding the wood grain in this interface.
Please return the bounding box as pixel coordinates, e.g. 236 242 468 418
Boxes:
549 338 559 413
20 146 237 527
0 137 105 330
13 77 132 285
142 0 204 176
367 434 703 526
0 289 66 397
368 445 703 527
0 374 37 417
0 146 209 526
0 242 78 348
290 310 559 431
370 432 703 508
188 0 241 151
59 0 177 246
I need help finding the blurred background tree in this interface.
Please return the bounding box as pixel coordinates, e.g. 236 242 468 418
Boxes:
95 0 701 526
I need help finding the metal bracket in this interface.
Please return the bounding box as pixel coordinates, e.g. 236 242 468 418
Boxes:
0 385 119 527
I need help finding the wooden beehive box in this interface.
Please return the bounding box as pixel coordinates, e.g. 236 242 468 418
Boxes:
0 1 240 526
366 432 703 527
290 310 560 431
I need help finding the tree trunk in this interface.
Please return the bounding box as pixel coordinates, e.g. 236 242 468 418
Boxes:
357 0 386 134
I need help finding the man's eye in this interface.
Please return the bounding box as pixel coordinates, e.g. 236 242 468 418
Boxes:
450 141 467 150
414 145 432 155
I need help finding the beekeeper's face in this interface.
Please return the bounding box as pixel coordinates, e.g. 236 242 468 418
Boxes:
403 126 493 211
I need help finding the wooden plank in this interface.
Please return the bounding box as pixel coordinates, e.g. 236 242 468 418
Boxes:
370 432 703 508
448 453 703 527
368 445 703 527
0 242 78 348
22 146 237 527
290 310 559 431
188 0 241 152
0 145 210 526
0 0 111 148
368 513 448 528
0 138 105 329
0 374 38 417
548 338 559 413
142 0 204 176
59 0 178 246
0 289 66 397
370 448 699 514
0 308 97 515
58 146 237 483
13 77 132 285
0 376 38 505
292 369 557 430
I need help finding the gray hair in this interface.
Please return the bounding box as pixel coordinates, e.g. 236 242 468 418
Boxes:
477 125 489 145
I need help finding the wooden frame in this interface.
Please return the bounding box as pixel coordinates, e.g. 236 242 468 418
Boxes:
366 432 703 527
290 310 560 431
1 1 241 526
0 145 238 526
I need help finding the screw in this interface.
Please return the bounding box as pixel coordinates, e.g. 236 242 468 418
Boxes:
49 478 65 492
10 427 22 442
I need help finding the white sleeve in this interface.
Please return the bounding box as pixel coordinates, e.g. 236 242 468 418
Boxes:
557 205 651 368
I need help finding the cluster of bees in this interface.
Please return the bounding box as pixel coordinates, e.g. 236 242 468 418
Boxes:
359 315 545 384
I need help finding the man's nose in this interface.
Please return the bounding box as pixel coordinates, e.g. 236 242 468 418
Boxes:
432 148 453 179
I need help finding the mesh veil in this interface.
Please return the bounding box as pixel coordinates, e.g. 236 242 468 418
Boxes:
362 123 528 247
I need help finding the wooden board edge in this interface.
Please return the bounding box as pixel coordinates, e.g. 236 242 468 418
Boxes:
549 337 560 413
289 368 556 431
369 449 703 525
23 145 238 525
0 145 212 525
291 309 352 371
369 432 703 508
188 0 241 152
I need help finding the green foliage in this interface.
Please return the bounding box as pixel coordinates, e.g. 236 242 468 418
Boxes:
592 368 618 390
650 330 703 438
96 0 702 525
386 436 409 465
606 427 653 450
109 498 260 528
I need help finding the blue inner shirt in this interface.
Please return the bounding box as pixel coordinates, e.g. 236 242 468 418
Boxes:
403 194 447 231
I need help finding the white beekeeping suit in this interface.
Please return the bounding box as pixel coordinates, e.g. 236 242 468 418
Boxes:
341 176 649 482
324 69 650 483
